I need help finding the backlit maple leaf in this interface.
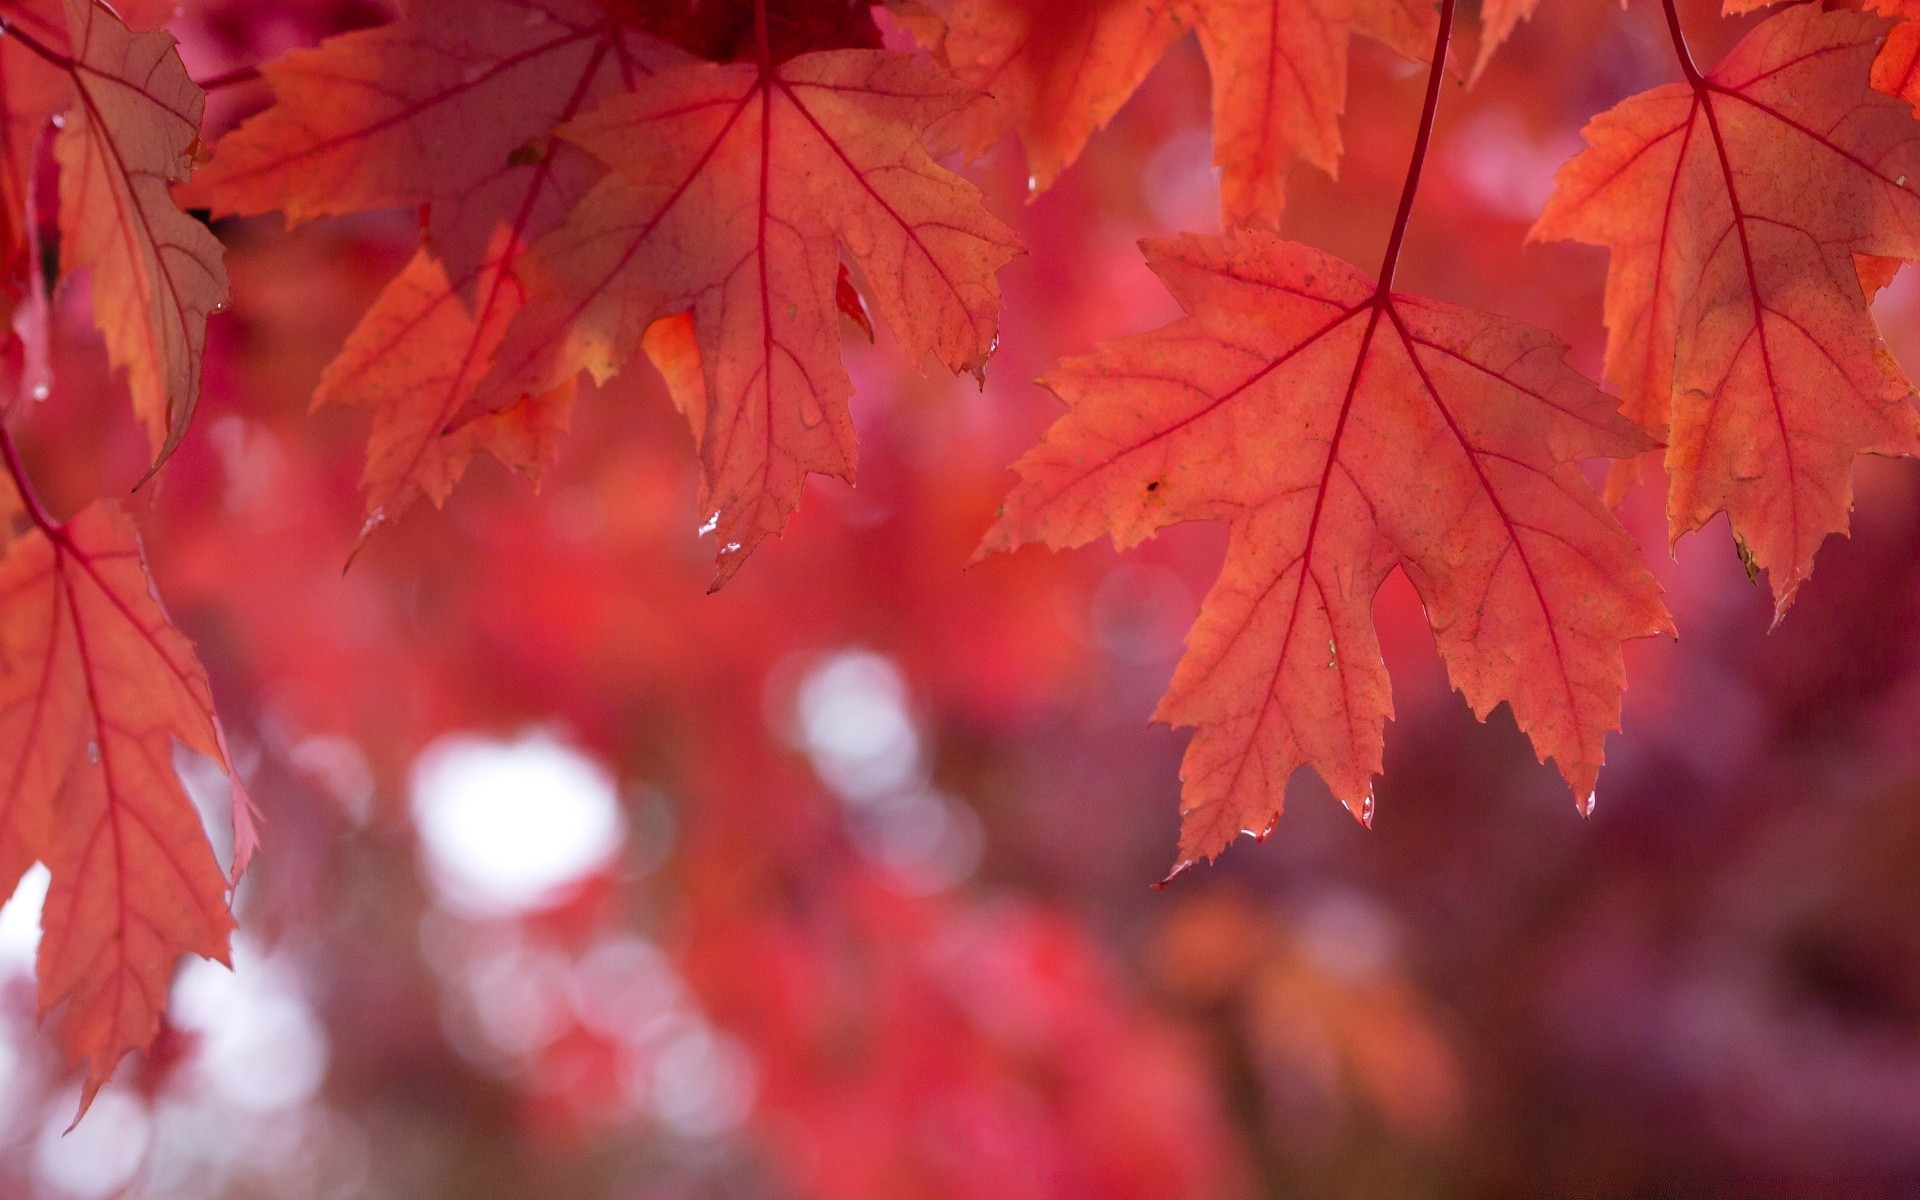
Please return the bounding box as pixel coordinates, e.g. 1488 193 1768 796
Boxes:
982 232 1670 871
1533 4 1920 616
0 501 243 1112
895 0 1437 227
1471 0 1540 79
317 238 574 534
475 48 1019 584
47 0 226 468
185 1 677 247
186 1 682 531
1867 0 1920 116
1876 19 1920 112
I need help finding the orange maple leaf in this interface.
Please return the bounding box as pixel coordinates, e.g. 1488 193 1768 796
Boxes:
1875 19 1920 112
1533 3 1920 616
981 231 1671 871
1470 0 1540 80
38 0 227 468
1865 0 1920 115
316 237 574 535
895 0 1438 227
0 498 244 1113
474 47 1019 584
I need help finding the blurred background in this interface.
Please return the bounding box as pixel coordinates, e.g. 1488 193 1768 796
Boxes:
5 0 1920 1194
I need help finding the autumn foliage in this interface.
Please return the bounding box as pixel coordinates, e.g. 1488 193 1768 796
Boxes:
0 0 1918 1191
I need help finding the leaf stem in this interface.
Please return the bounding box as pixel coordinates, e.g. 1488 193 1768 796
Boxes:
753 0 770 68
0 419 63 537
195 64 261 92
0 16 74 71
1661 0 1706 86
1376 0 1457 295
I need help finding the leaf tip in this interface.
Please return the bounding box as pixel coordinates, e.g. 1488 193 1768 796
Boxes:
708 542 749 593
342 510 387 575
966 533 1004 568
1153 857 1197 889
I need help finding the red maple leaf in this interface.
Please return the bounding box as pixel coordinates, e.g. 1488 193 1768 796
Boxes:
1533 3 1920 616
1470 0 1541 78
1 0 227 468
982 228 1670 871
0 490 246 1114
896 0 1439 227
316 236 575 532
190 3 1016 574
471 42 1019 583
185 0 680 534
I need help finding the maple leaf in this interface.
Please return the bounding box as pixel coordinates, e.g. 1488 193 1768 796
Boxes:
980 231 1670 871
1875 19 1920 112
0 499 243 1113
895 0 1438 227
186 1 681 530
474 47 1019 584
43 0 227 468
1868 0 1920 114
1471 0 1539 80
1532 3 1920 616
185 1 679 248
316 238 574 535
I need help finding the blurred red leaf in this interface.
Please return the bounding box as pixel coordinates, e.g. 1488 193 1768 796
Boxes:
0 1 68 279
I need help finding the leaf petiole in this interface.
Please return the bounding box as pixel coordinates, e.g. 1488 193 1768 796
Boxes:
0 418 64 538
0 14 74 71
1375 0 1457 295
1661 0 1706 86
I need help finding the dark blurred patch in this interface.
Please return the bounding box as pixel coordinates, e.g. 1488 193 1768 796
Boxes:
612 0 881 62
